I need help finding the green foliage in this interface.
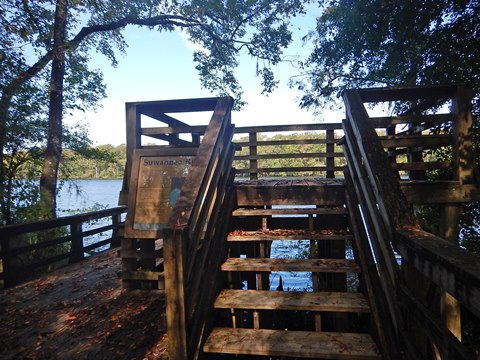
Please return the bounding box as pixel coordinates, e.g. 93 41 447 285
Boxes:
295 0 480 111
296 0 480 255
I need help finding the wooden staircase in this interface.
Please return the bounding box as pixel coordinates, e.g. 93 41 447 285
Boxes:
203 191 381 359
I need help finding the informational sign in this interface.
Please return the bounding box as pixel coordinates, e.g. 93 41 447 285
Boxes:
125 148 197 238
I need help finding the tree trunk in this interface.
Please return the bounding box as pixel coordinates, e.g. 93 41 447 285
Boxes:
39 0 68 219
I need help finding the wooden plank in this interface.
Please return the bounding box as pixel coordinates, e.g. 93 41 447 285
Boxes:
227 231 353 242
343 89 416 228
234 138 339 147
134 97 219 113
379 134 452 148
401 182 480 203
235 183 346 206
368 113 453 127
221 258 361 273
214 289 370 312
234 152 344 161
203 328 380 359
235 123 343 134
232 207 348 216
235 166 344 174
163 228 187 359
396 228 480 319
141 125 207 135
392 161 451 171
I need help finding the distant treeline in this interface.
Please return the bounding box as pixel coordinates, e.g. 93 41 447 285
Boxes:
60 144 127 179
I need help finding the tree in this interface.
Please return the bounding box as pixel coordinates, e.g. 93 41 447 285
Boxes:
295 0 479 110
296 0 479 253
1 0 307 221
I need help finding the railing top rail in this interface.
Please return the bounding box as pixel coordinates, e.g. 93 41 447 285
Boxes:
127 97 220 113
234 123 343 134
0 206 127 237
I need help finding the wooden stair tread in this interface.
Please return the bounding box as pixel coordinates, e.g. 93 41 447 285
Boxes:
214 289 370 312
228 230 353 242
221 258 361 273
232 207 348 216
203 328 380 359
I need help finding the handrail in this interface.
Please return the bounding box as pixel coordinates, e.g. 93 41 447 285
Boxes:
163 97 236 359
0 206 126 288
233 123 345 179
342 85 479 359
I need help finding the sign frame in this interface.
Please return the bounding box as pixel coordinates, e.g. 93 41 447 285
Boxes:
124 147 198 238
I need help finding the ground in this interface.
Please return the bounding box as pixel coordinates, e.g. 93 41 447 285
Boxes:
0 249 168 359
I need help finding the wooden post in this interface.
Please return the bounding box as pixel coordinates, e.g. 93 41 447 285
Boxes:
163 228 187 360
249 132 258 180
69 220 84 263
0 235 10 288
435 85 474 345
326 129 335 178
110 212 122 248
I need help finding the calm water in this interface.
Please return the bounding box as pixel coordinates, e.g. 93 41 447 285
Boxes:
60 179 313 290
57 179 123 214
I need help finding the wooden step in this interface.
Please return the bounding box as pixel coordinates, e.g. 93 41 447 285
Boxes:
203 328 380 359
228 230 353 242
214 289 370 312
221 258 361 273
232 207 348 216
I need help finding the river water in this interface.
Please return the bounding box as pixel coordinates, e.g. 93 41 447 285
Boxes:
58 179 313 290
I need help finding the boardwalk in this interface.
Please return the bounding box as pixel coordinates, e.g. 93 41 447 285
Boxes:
0 250 167 360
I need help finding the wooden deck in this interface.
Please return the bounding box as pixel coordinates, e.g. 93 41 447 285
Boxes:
0 250 167 360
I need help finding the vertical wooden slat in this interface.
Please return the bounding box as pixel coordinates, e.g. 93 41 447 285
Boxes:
326 129 335 178
249 132 258 180
69 220 83 263
163 228 187 360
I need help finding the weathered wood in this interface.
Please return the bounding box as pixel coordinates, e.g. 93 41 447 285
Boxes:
221 257 361 273
401 182 480 203
398 284 476 360
345 184 401 360
368 113 453 127
392 161 450 171
214 289 370 312
235 182 346 206
452 85 475 183
235 138 338 147
235 165 344 174
395 228 480 319
232 207 348 216
203 328 380 359
227 231 353 242
343 89 417 228
163 228 187 359
234 151 343 161
379 134 452 149
235 123 343 134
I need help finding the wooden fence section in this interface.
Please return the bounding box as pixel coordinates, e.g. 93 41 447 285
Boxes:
162 97 236 359
233 123 345 179
357 84 474 182
0 206 126 288
342 85 480 359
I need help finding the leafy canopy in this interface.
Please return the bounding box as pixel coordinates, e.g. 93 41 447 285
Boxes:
295 0 480 110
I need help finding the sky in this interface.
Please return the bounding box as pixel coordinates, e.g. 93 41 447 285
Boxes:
66 4 344 146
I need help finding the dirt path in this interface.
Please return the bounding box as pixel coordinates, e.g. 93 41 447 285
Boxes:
0 250 167 359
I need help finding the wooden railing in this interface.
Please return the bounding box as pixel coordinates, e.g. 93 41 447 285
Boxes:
0 206 126 288
233 123 345 179
342 85 480 359
162 97 236 359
